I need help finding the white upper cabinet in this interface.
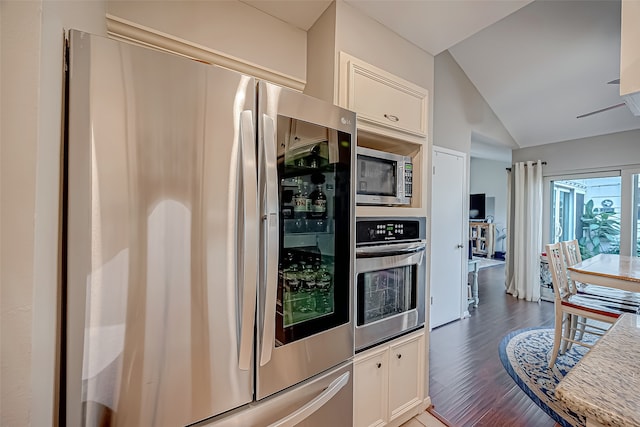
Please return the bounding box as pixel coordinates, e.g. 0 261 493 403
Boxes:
339 52 428 141
620 0 640 96
620 0 640 115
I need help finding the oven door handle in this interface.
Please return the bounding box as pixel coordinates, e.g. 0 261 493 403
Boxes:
356 249 425 274
356 242 426 258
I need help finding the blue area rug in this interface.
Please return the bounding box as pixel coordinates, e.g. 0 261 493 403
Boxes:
499 327 599 427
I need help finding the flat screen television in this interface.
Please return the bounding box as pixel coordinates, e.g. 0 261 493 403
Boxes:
469 193 486 220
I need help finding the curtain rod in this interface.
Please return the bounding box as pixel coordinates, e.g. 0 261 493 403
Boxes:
505 161 547 172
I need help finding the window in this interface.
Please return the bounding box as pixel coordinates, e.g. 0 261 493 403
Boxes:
549 174 621 259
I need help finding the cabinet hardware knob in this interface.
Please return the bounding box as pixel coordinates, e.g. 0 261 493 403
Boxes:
376 362 382 368
457 244 464 248
383 114 399 122
397 354 402 359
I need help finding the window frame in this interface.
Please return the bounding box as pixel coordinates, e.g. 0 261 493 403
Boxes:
620 168 640 256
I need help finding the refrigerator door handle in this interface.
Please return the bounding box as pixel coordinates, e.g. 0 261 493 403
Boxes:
259 113 279 367
266 372 350 427
238 110 258 371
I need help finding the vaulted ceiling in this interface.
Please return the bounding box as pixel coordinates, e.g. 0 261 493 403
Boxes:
241 0 640 150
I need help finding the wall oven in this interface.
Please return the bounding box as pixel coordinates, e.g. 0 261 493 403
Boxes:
356 147 412 206
355 217 426 352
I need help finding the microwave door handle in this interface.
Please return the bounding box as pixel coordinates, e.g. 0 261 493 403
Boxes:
237 110 258 371
266 372 350 427
259 113 279 367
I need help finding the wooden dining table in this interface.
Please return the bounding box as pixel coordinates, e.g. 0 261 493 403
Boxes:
567 253 640 293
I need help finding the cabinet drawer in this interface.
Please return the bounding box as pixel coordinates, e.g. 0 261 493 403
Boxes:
340 53 428 138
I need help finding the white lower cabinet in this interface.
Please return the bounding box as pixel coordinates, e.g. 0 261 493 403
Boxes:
353 330 425 427
354 345 388 427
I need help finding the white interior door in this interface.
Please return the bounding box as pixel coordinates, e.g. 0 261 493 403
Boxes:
430 148 466 328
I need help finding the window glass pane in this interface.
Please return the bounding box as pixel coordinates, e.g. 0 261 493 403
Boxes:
551 176 621 259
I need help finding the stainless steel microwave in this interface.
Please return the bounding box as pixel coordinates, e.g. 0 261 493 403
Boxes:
356 147 412 206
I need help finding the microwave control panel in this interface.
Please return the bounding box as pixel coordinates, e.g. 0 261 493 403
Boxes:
403 162 413 197
356 218 425 244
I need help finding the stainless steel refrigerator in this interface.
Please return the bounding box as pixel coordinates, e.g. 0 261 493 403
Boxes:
64 30 355 427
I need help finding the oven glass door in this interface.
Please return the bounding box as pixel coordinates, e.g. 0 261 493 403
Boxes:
357 264 416 326
357 154 397 197
355 243 425 350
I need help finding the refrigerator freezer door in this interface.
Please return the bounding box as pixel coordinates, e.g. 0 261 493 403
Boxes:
66 30 256 426
196 361 353 427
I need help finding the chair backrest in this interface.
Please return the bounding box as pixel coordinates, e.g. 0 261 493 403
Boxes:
561 239 583 291
561 239 582 266
545 242 572 300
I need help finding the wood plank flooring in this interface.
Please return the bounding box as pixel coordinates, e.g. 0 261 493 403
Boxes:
428 264 557 426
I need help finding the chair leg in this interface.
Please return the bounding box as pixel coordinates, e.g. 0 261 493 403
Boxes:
576 316 586 341
549 308 564 368
564 314 578 352
560 313 572 354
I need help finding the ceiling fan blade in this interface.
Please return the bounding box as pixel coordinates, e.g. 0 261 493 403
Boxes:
607 79 620 85
576 102 626 119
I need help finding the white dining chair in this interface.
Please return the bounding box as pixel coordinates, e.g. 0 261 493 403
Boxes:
561 239 640 311
545 242 620 368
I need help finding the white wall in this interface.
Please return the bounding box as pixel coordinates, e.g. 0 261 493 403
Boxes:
433 51 516 154
1 1 106 425
305 1 337 101
107 0 307 83
513 129 640 176
1 4 41 424
336 1 433 91
470 157 511 243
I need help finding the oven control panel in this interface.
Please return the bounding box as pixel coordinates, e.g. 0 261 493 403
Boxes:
356 218 425 244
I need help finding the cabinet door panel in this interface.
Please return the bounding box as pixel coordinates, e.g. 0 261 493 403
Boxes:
340 52 428 139
351 69 425 137
354 348 388 427
388 334 423 420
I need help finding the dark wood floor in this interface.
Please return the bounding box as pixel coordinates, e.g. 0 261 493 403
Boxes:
429 264 556 427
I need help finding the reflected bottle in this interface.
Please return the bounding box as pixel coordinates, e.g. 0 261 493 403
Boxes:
281 188 294 219
302 182 311 216
292 179 308 222
284 260 300 317
315 263 332 314
308 144 321 169
299 261 316 313
284 261 300 293
309 184 327 220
